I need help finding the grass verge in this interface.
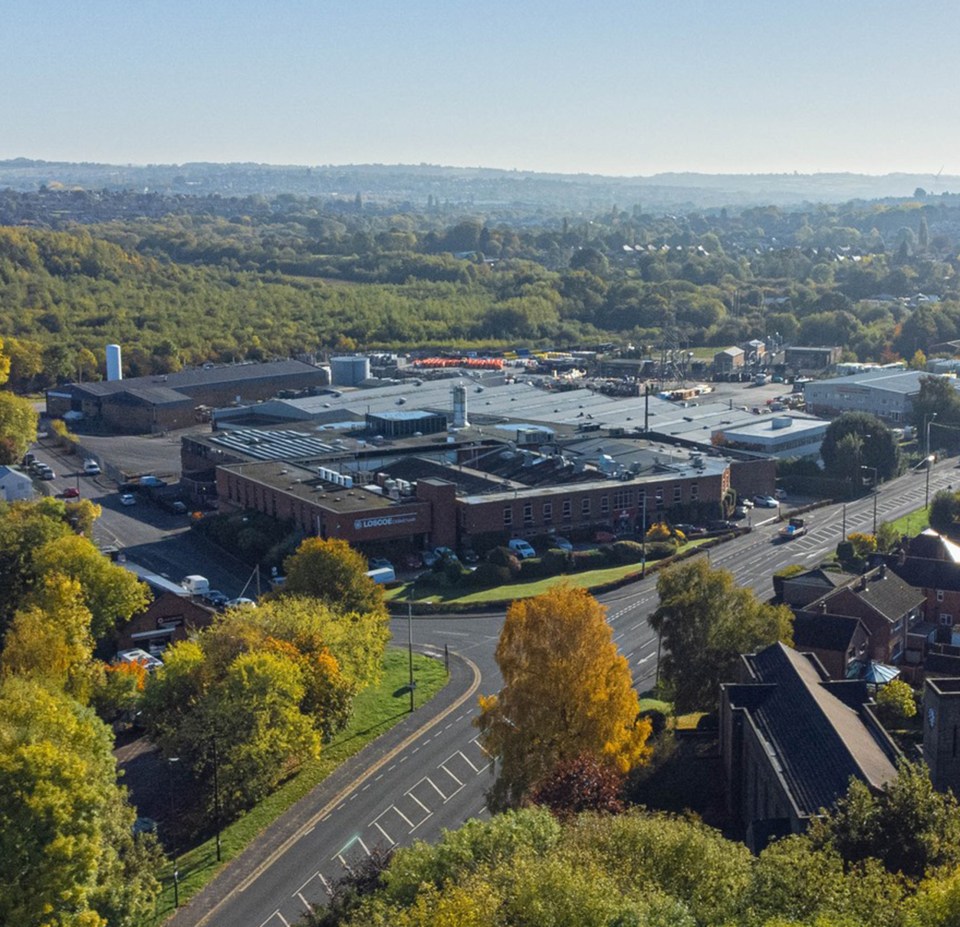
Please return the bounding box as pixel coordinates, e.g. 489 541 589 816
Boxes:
151 649 449 922
883 505 930 538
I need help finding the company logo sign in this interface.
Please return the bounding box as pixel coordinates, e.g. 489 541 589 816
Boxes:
354 513 418 531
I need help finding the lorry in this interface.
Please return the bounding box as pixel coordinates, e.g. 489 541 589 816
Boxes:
779 517 807 541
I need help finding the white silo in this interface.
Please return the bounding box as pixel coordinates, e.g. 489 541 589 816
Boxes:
331 356 371 387
452 384 469 428
106 344 123 382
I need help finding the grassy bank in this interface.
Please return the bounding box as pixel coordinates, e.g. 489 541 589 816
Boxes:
151 648 449 921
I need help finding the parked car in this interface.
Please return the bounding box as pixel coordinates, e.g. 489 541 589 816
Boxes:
368 557 394 572
550 536 574 551
119 493 136 506
423 546 458 567
205 590 229 608
62 487 80 499
459 549 480 564
226 597 257 608
674 523 706 537
774 488 788 500
733 505 750 519
508 538 537 559
708 520 738 532
753 495 779 508
38 467 55 480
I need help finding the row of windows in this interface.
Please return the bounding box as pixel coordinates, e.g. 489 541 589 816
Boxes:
504 484 696 526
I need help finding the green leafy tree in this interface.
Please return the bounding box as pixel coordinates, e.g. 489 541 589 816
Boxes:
0 392 38 463
809 760 960 879
476 585 652 810
651 559 794 712
0 676 161 927
875 679 917 724
820 412 901 483
875 521 901 553
912 375 960 443
282 537 385 616
929 489 960 536
31 534 150 641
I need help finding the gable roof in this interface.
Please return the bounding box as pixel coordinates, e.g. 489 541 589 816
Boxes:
793 612 867 652
810 567 924 624
726 643 899 817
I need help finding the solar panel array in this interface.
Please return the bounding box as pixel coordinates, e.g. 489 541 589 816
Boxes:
210 429 340 461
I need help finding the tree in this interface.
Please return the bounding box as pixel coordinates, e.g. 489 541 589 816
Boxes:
0 676 161 927
0 392 38 463
875 679 917 724
929 489 960 536
820 412 901 483
528 752 626 820
31 534 150 641
282 537 385 616
651 559 793 712
476 585 651 810
0 574 96 701
809 760 960 879
912 375 960 442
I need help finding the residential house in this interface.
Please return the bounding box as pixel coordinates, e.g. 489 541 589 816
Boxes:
0 466 34 502
792 611 871 680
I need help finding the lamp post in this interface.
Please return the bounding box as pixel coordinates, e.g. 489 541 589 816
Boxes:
407 582 415 713
926 412 939 459
926 454 936 509
167 757 181 908
861 465 879 535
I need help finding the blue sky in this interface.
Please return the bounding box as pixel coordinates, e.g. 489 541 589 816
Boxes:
4 0 959 176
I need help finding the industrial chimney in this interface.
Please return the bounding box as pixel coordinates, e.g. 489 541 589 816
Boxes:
105 344 123 382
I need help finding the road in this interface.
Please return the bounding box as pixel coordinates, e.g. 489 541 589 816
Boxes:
27 440 960 927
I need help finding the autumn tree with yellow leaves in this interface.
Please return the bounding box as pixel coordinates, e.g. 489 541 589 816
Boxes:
476 584 651 810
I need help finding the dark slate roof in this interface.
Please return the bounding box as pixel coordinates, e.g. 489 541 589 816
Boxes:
729 643 899 817
793 612 865 652
70 359 324 399
812 567 924 624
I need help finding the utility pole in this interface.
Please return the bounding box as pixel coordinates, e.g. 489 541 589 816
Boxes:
407 585 415 712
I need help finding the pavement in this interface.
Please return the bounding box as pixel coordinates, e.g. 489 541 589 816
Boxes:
167 650 482 927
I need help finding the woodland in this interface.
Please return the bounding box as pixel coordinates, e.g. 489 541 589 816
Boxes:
1 188 960 389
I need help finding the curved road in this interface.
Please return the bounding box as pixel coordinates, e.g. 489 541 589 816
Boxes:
30 439 958 927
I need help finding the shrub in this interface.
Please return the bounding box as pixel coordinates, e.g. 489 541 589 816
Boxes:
488 546 522 574
470 562 513 587
645 521 674 541
646 540 678 560
571 549 613 572
610 540 645 564
540 548 571 575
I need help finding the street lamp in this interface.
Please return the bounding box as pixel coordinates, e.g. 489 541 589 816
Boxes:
925 454 937 509
167 757 181 908
407 582 416 713
861 465 879 535
926 412 939 459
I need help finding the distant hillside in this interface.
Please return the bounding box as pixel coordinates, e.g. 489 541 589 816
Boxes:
0 158 956 212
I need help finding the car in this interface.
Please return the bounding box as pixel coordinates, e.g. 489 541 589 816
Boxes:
119 493 136 506
459 549 480 565
753 495 779 508
226 597 257 609
507 539 536 559
594 530 617 544
550 536 574 551
774 488 788 500
368 557 394 571
83 459 101 476
733 505 749 519
708 520 738 532
423 546 457 567
62 487 80 498
401 552 423 570
674 523 706 537
170 501 188 514
204 590 229 607
38 467 55 480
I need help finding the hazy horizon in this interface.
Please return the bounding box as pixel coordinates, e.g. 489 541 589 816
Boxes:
5 1 960 178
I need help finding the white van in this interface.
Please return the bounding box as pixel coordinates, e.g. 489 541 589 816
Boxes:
508 539 536 559
182 575 210 596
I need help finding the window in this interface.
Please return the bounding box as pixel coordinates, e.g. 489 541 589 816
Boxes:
600 495 609 515
938 590 945 602
542 502 552 523
562 500 572 520
613 489 633 510
655 488 664 508
940 613 954 627
673 484 682 503
503 507 512 527
523 502 533 526
690 482 699 500
581 497 591 517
